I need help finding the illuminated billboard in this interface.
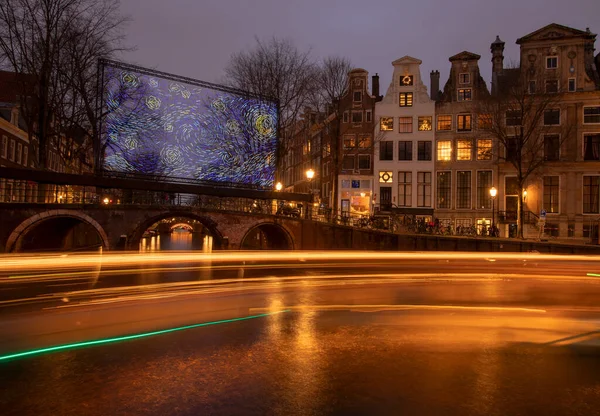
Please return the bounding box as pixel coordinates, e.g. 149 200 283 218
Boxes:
100 60 278 187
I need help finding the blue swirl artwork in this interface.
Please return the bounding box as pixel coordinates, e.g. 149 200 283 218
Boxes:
102 63 278 187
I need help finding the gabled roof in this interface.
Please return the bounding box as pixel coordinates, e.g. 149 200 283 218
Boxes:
449 51 481 62
349 68 368 74
516 23 595 44
392 56 422 66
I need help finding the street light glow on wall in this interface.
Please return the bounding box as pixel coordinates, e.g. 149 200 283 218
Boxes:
275 182 283 191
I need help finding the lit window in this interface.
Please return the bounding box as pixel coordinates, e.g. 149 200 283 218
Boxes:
379 171 393 183
418 116 432 131
436 115 452 131
478 114 492 130
343 135 356 150
437 140 452 161
546 56 558 69
399 93 413 107
380 117 394 131
399 117 412 133
477 139 492 160
358 135 371 148
584 107 600 124
457 114 472 131
458 88 472 101
456 140 472 161
459 73 470 84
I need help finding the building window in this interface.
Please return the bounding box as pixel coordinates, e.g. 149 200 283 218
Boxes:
379 171 393 183
399 117 412 133
437 171 451 209
459 73 470 84
353 91 362 102
398 171 412 207
437 140 452 161
417 172 431 207
456 140 472 161
358 155 371 170
400 75 413 86
457 114 472 131
544 135 560 161
1 136 7 159
456 171 471 209
505 110 522 126
584 134 600 161
366 110 372 123
342 155 355 170
477 171 493 209
477 139 493 160
9 139 15 161
398 141 412 161
528 80 536 94
584 106 600 124
568 78 576 92
16 143 22 165
379 141 394 161
437 115 452 131
458 88 472 101
545 79 559 93
418 116 432 131
343 135 356 150
343 111 349 123
358 135 371 148
23 146 28 167
544 109 560 125
543 176 559 213
352 111 363 123
417 141 432 161
583 176 600 214
505 137 518 161
380 117 394 131
546 56 558 69
478 114 492 130
341 180 351 189
399 92 413 107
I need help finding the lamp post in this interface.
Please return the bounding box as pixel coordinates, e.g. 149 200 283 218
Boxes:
489 186 497 234
305 169 315 219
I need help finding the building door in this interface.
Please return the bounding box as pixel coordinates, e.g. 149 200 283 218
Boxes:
380 187 392 211
505 196 518 220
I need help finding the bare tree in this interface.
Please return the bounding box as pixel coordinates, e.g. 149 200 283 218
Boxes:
480 67 572 238
0 0 130 171
224 37 316 164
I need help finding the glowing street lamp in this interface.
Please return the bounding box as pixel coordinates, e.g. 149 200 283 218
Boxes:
275 182 283 191
305 169 315 181
489 186 497 230
103 197 109 205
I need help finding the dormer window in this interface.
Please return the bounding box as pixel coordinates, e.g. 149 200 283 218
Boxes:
400 75 413 86
546 56 558 69
459 73 470 84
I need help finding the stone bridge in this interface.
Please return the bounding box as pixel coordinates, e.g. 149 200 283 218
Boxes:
0 203 310 252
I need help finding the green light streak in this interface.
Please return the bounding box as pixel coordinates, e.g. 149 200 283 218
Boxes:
587 273 600 277
0 310 289 362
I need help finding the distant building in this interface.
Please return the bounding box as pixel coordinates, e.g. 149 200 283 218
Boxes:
492 23 600 241
373 56 435 219
434 51 495 233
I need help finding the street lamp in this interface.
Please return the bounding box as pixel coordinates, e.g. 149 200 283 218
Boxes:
489 186 497 232
275 182 283 191
306 169 315 181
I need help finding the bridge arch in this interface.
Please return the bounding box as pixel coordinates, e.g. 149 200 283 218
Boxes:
240 221 294 250
6 210 110 253
128 211 225 250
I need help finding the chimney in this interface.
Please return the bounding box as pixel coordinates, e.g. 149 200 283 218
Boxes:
372 73 380 97
491 35 505 96
430 70 440 101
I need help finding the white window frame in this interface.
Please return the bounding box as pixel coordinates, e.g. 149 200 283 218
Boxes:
546 56 558 69
543 175 561 215
353 91 362 102
16 143 22 165
365 110 372 123
457 88 472 102
9 139 15 162
1 135 7 159
23 146 28 167
582 175 600 215
476 169 494 210
583 106 600 124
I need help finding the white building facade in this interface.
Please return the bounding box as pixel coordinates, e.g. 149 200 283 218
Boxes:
373 56 436 219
